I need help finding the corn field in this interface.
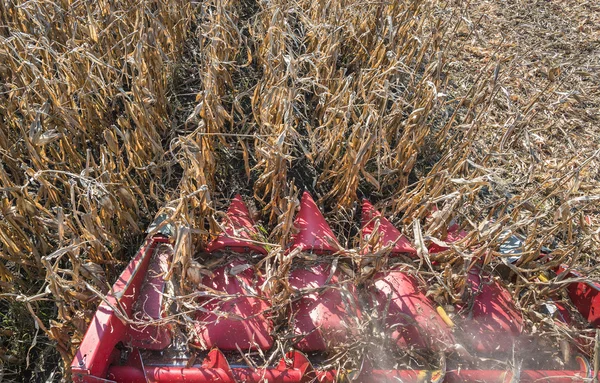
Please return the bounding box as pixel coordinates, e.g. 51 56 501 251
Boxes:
0 0 599 381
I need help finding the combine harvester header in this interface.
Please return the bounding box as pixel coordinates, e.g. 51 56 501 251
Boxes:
72 192 599 382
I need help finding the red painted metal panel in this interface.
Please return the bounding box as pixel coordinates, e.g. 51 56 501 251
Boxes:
235 351 315 383
552 301 573 325
428 223 467 254
71 236 168 381
370 269 454 352
361 200 416 256
289 263 360 351
193 259 273 350
128 244 172 350
561 268 600 328
193 195 272 350
109 366 308 383
290 192 339 254
72 200 600 383
110 366 234 383
108 350 315 383
459 269 524 354
205 194 267 255
106 367 593 383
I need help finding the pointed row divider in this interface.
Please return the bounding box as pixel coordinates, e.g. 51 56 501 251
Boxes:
196 192 527 356
287 192 360 351
194 195 272 351
73 194 599 383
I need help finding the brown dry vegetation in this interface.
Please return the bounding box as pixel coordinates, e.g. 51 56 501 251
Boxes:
0 0 599 381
